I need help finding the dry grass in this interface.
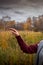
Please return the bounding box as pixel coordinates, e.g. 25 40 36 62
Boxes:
0 30 43 65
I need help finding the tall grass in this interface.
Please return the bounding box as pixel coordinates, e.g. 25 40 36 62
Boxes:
0 31 43 65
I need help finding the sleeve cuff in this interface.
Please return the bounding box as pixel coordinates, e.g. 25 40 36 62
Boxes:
15 35 20 38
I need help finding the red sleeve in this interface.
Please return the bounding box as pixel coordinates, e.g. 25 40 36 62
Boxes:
16 35 38 54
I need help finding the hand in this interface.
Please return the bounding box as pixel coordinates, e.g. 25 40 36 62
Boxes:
9 28 20 36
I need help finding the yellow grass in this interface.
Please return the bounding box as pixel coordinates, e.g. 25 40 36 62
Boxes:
0 30 43 65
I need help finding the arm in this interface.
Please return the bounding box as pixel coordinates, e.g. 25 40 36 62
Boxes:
16 35 38 54
10 28 38 54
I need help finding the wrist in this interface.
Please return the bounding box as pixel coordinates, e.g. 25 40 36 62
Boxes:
15 34 20 37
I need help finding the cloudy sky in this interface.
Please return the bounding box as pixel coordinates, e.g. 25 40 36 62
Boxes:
0 0 43 22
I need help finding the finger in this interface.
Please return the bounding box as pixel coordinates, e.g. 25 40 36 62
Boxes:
10 28 16 31
11 31 16 34
9 28 17 32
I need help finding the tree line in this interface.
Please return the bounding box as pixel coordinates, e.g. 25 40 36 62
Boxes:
0 15 43 31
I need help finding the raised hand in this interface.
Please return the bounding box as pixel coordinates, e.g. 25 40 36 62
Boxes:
9 28 20 36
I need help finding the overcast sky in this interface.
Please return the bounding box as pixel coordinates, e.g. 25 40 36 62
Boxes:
0 0 43 22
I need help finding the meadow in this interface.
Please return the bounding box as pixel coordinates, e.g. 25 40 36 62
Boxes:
0 30 43 65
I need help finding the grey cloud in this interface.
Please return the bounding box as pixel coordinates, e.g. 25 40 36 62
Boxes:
14 11 25 15
0 7 12 9
27 0 43 2
0 0 43 8
0 0 21 5
0 0 43 5
0 0 43 22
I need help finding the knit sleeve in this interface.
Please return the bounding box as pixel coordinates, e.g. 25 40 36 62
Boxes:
15 35 38 54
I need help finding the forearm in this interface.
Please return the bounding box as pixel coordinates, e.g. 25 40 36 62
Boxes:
16 35 38 54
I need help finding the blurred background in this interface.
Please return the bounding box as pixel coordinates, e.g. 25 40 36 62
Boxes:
0 0 43 65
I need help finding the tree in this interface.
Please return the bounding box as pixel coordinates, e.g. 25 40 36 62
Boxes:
26 17 32 30
33 15 43 31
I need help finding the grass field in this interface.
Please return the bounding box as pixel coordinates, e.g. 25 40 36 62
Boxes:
0 31 43 65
